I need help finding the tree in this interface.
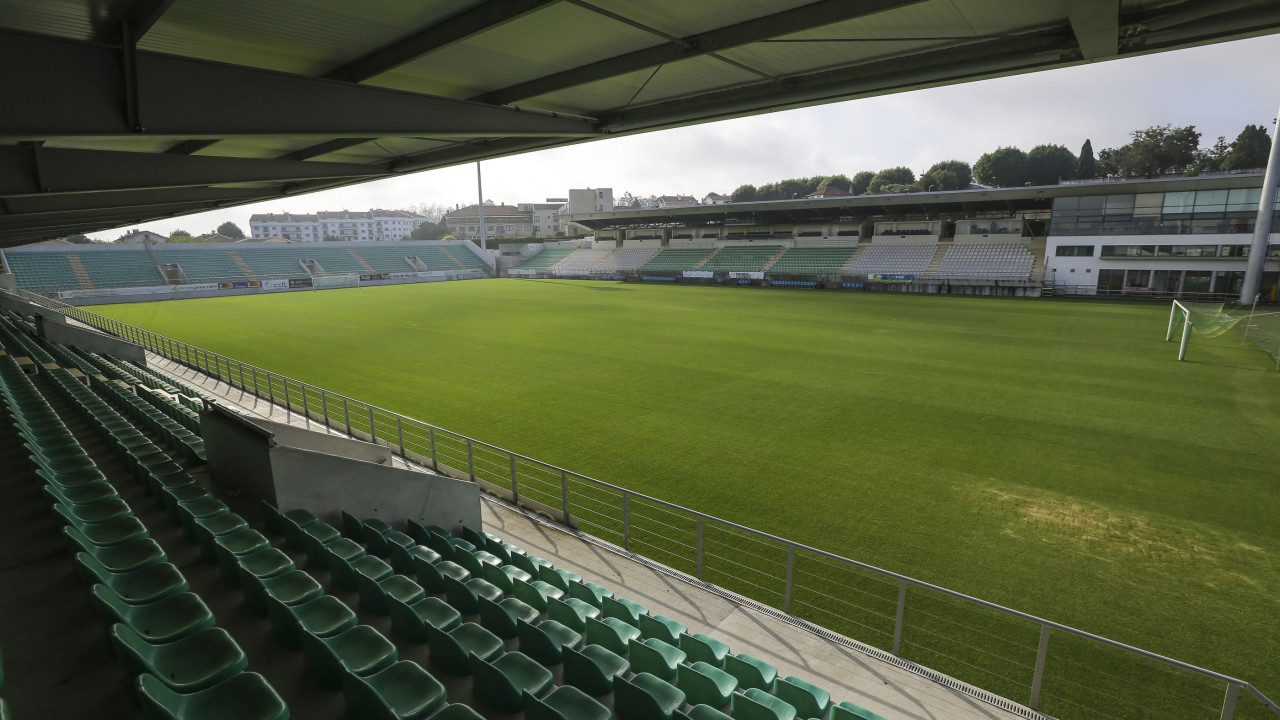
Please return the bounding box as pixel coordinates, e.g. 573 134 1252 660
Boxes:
1076 139 1097 179
1026 144 1076 185
64 233 93 244
1194 136 1230 173
168 229 191 239
216 221 245 239
850 171 875 195
919 160 972 191
323 234 343 242
409 219 450 241
730 185 758 202
866 167 915 194
974 147 1028 187
1099 124 1201 177
1224 124 1272 170
402 202 449 223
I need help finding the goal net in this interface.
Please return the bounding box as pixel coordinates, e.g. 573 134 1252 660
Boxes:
312 272 360 289
1166 300 1244 360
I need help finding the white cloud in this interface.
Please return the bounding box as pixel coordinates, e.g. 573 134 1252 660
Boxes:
86 33 1280 240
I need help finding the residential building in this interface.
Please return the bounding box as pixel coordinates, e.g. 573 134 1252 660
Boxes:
702 192 730 205
116 230 167 244
518 201 565 237
248 210 427 242
445 205 533 241
657 195 699 209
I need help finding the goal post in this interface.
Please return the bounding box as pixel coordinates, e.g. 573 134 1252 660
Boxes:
311 272 360 289
1167 300 1195 361
1166 300 1244 361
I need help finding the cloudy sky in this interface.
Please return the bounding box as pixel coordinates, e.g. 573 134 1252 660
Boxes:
89 33 1280 240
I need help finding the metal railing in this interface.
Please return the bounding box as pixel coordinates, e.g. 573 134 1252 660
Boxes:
12 288 1279 720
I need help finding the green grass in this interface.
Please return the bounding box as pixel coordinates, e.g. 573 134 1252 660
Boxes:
97 281 1280 715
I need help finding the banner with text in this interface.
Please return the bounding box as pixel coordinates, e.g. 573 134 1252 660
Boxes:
683 271 713 279
729 271 764 280
218 281 262 290
868 273 914 283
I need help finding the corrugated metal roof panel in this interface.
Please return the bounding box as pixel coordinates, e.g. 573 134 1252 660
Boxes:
0 0 131 41
581 0 817 39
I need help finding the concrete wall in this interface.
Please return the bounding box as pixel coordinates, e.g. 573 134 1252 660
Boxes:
38 316 145 362
202 404 277 502
270 447 480 533
253 416 391 465
0 274 16 291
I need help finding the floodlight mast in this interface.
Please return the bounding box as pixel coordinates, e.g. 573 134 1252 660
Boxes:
476 162 487 253
1239 102 1280 302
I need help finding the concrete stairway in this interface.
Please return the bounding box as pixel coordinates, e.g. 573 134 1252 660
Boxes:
65 255 95 289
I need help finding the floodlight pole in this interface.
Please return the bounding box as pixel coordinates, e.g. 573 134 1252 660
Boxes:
476 162 487 253
1239 103 1280 303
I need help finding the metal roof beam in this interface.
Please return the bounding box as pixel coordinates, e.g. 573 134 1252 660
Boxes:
1067 0 1120 59
326 0 559 83
0 30 601 139
0 201 234 231
472 0 928 106
0 146 388 198
0 187 268 218
95 0 178 43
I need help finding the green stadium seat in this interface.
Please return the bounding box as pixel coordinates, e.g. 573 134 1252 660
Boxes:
54 496 134 525
585 615 640 657
112 624 248 698
732 689 797 720
568 580 613 609
388 542 434 575
628 637 685 682
136 672 288 720
266 593 358 651
724 653 777 692
389 595 461 644
213 528 271 585
562 644 629 697
513 577 564 613
471 651 554 713
75 554 188 604
368 529 414 559
243 568 323 617
413 555 469 594
538 565 582 594
41 479 117 506
638 613 686 647
476 595 539 639
517 618 583 666
828 701 888 720
355 556 426 615
193 512 249 562
281 508 319 550
91 586 216 645
677 704 734 720
677 662 738 710
330 547 388 592
524 685 612 720
63 530 166 574
301 522 344 570
480 560 531 594
443 573 502 615
603 595 647 626
548 596 600 633
680 632 729 667
233 547 295 590
615 672 687 720
510 552 553 577
774 676 831 720
301 624 398 691
340 660 446 720
453 548 502 578
323 538 368 589
424 622 502 676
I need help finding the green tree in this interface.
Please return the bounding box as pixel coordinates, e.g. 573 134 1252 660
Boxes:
1076 139 1097 179
1224 124 1272 170
1195 136 1230 173
920 160 972 191
409 219 450 241
1100 124 1201 177
64 233 93 244
1026 144 1076 185
216 221 245 239
322 234 343 242
866 167 915 194
974 147 1028 187
730 184 758 202
850 171 875 195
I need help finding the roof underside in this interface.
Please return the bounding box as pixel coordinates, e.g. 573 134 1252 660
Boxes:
2 0 1278 247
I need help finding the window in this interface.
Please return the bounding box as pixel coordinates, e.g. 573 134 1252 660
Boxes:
1157 245 1217 257
1055 245 1094 257
1100 245 1156 257
1097 269 1124 291
1221 245 1250 257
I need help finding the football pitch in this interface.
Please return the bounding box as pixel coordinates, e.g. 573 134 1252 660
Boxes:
98 280 1280 705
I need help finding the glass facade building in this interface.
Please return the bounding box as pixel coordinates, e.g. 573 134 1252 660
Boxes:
1050 188 1280 236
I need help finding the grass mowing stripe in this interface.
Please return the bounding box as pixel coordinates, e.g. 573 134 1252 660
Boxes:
97 280 1280 716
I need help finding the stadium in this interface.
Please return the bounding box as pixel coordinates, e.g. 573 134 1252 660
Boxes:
1 3 1279 720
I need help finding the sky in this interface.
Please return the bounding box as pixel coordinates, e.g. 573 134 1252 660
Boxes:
87 33 1280 240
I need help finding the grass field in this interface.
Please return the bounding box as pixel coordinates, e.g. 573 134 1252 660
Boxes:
98 280 1280 713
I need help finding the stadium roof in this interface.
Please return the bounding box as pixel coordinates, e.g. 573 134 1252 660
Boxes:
2 0 1279 248
565 171 1269 228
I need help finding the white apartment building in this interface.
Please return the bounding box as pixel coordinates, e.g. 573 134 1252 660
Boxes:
248 210 427 242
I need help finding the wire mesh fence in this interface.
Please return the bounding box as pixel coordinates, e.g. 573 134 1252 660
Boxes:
14 288 1280 720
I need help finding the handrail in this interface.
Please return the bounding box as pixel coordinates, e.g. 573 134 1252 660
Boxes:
9 287 1278 720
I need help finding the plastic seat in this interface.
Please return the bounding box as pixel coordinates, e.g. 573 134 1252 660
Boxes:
76 554 187 604
234 547 296 590
65 530 166 574
563 643 628 696
774 676 830 719
41 479 117 506
585 615 640 657
194 512 249 563
178 496 229 542
267 593 358 651
828 702 888 720
510 552 553 577
615 672 687 720
525 685 612 720
424 622 502 676
301 624 398 690
732 688 797 720
442 573 502 615
603 596 647 626
323 538 367 589
677 662 738 710
332 550 391 594
54 496 133 525
724 653 777 692
388 543 436 575
429 704 484 720
355 557 426 615
281 508 320 550
135 671 288 720
481 562 531 595
213 528 270 584
370 530 415 559
537 565 582 594
639 614 687 647
513 578 563 613
112 624 248 698
628 637 685 682
471 651 554 713
389 595 461 643
679 632 729 667
678 704 734 720
91 586 215 645
300 522 343 569
517 618 583 666
341 660 446 720
477 595 538 639
404 520 449 547
412 554 468 594
548 596 600 633
244 568 324 617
